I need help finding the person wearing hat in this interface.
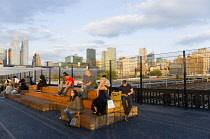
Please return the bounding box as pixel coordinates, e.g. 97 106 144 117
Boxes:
119 80 134 121
1 83 13 98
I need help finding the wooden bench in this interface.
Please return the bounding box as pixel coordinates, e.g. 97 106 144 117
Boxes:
7 86 138 130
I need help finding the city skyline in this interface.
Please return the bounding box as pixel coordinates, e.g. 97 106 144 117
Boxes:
1 0 210 63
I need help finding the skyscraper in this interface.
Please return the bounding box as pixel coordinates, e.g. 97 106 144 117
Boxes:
86 48 96 66
139 48 147 64
20 38 29 65
0 47 5 65
8 48 12 65
101 46 116 70
32 53 41 66
11 35 20 65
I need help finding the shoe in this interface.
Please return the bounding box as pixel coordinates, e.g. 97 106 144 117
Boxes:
96 112 102 116
2 97 5 98
125 115 128 121
65 122 70 126
92 112 97 114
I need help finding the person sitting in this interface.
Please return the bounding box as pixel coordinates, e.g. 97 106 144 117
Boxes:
30 76 36 85
101 75 110 87
64 90 82 126
56 74 74 96
91 78 110 116
58 72 68 93
24 76 31 85
81 70 95 100
37 75 47 92
1 83 13 98
18 79 28 93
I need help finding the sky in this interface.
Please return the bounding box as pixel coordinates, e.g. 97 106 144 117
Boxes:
1 0 210 64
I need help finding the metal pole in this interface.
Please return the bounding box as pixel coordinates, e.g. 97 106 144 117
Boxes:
140 56 143 104
109 60 112 92
58 67 61 84
49 68 51 85
41 69 43 75
34 70 36 84
183 50 187 109
71 65 73 78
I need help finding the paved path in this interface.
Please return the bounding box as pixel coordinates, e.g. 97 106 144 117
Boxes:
1 98 210 139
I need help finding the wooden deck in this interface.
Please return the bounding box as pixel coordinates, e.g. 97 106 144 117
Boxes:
6 85 138 130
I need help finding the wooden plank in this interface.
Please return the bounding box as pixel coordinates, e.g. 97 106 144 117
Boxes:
98 115 107 127
106 113 115 125
80 111 99 130
88 90 97 99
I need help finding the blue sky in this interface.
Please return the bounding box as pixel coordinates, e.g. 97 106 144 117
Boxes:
1 0 210 63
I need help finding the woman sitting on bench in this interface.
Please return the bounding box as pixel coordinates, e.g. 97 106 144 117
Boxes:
91 78 110 116
64 90 82 126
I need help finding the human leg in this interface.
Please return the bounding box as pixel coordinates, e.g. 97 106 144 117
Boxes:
61 86 73 96
82 85 93 99
121 96 128 115
126 96 133 115
57 87 65 95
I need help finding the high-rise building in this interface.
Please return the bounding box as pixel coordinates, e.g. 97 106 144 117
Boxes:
86 48 96 66
147 52 155 66
11 35 20 65
65 54 83 63
101 47 116 70
8 48 12 65
20 38 28 65
32 53 41 66
0 47 5 65
139 48 147 64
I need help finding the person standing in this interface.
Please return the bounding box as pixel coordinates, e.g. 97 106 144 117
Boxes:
56 74 74 96
81 70 95 99
119 80 134 121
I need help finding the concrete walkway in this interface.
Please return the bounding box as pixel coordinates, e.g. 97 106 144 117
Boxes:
1 98 210 139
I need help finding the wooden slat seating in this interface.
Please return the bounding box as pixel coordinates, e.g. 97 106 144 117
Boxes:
7 86 138 130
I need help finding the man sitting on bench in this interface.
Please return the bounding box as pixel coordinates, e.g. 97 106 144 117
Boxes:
56 74 74 96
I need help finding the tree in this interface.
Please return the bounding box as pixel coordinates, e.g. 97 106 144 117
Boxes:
150 70 162 76
74 74 82 79
52 74 59 79
98 70 117 80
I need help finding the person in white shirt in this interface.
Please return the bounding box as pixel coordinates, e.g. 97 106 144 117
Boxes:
1 83 13 98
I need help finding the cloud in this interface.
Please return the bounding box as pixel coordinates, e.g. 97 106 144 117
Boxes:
0 27 67 44
84 0 210 37
177 30 210 45
0 0 76 24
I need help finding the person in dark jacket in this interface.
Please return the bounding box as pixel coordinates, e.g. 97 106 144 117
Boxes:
18 79 28 93
37 75 47 92
91 78 109 116
64 90 82 126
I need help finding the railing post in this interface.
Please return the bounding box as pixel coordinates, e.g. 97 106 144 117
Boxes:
29 71 30 77
109 60 112 93
71 65 73 78
183 50 187 109
34 70 36 84
41 69 43 75
49 68 51 85
58 67 61 84
139 56 143 104
20 73 21 80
